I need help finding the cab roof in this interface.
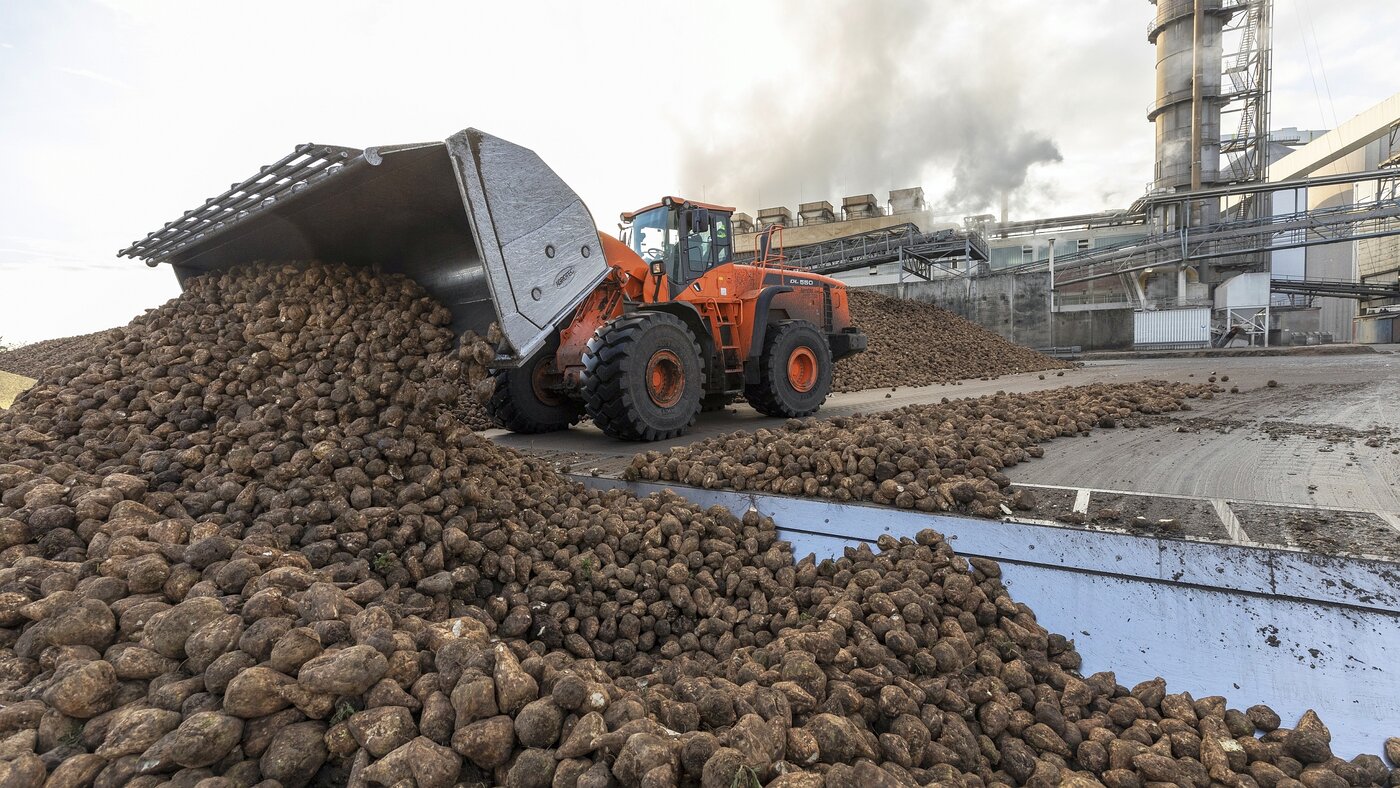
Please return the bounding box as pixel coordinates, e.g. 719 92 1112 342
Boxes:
620 196 736 222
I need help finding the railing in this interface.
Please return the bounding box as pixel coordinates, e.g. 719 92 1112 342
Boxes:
899 255 989 282
1147 87 1213 119
1004 233 1149 276
1054 291 1136 307
1147 0 1242 40
751 224 799 271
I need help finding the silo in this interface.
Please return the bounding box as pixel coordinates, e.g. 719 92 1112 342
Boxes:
1148 0 1230 225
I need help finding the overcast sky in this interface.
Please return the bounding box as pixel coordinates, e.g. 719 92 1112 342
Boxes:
2 0 1398 346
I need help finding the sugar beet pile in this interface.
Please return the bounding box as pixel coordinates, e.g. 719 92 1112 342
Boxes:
834 290 1072 393
0 329 120 381
626 383 1212 520
0 262 1394 787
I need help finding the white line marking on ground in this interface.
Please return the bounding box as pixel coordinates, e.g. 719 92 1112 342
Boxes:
1073 489 1092 514
1378 512 1400 535
1212 498 1249 544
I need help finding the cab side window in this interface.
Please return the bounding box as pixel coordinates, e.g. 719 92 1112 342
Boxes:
685 223 712 277
714 217 731 264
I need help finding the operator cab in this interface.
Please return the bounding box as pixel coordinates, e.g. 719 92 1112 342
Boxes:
621 196 734 296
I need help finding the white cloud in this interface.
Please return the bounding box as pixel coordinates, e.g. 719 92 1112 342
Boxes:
0 0 1398 343
56 66 132 90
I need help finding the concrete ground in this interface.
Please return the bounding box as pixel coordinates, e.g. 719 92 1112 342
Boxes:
1009 351 1400 512
0 370 35 410
493 347 1400 556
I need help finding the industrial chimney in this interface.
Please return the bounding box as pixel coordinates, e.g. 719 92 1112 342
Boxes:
1148 0 1228 228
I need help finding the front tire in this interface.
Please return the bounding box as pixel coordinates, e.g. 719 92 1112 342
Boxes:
486 338 582 434
744 320 832 417
582 312 704 441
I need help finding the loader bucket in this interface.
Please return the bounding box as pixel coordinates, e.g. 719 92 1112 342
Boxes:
119 128 611 365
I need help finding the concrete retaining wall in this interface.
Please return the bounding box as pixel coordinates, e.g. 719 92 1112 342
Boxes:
1055 308 1134 350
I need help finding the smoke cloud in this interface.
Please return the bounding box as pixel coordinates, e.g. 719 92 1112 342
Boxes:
673 0 1062 218
950 132 1064 212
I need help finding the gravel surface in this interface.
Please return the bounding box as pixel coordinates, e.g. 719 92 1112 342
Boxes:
834 289 1073 393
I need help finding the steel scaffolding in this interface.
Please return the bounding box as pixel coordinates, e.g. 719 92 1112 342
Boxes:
1219 0 1273 192
1005 170 1400 290
738 223 990 279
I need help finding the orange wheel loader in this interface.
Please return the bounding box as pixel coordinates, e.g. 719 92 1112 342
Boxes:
121 128 866 441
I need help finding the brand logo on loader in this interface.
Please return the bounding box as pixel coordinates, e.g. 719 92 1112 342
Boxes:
554 266 576 288
788 277 815 286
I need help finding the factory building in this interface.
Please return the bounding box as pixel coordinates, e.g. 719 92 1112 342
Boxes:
1355 128 1400 342
732 0 1400 349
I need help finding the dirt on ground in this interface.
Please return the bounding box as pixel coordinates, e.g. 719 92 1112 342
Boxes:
1133 413 1396 449
1083 492 1229 541
1009 485 1080 522
1232 503 1400 560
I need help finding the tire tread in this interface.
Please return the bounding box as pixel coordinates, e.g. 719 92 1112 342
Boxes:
744 320 831 417
582 312 703 441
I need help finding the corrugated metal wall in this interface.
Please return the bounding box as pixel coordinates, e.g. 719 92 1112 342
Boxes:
1354 315 1396 344
1133 307 1211 349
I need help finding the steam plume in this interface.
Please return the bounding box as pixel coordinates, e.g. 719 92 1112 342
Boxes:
673 0 1062 216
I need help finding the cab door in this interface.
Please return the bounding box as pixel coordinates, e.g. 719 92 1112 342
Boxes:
674 208 733 297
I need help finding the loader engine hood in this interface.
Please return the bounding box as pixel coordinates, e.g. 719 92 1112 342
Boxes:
119 128 610 366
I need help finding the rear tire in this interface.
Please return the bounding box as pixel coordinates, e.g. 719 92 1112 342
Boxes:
582 312 704 441
486 338 582 434
744 320 832 417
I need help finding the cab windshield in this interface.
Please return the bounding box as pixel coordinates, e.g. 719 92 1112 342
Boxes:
628 206 678 273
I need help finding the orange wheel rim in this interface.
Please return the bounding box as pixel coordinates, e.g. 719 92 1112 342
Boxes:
787 346 818 393
531 360 565 406
645 349 685 408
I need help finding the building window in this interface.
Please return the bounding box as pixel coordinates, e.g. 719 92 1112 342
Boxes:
1021 245 1034 260
1077 238 1091 251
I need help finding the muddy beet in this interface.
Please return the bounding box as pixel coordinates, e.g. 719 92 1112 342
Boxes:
834 289 1073 392
627 381 1212 519
0 262 1390 786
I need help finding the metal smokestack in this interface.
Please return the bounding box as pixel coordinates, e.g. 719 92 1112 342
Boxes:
1148 0 1224 222
1149 0 1227 286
